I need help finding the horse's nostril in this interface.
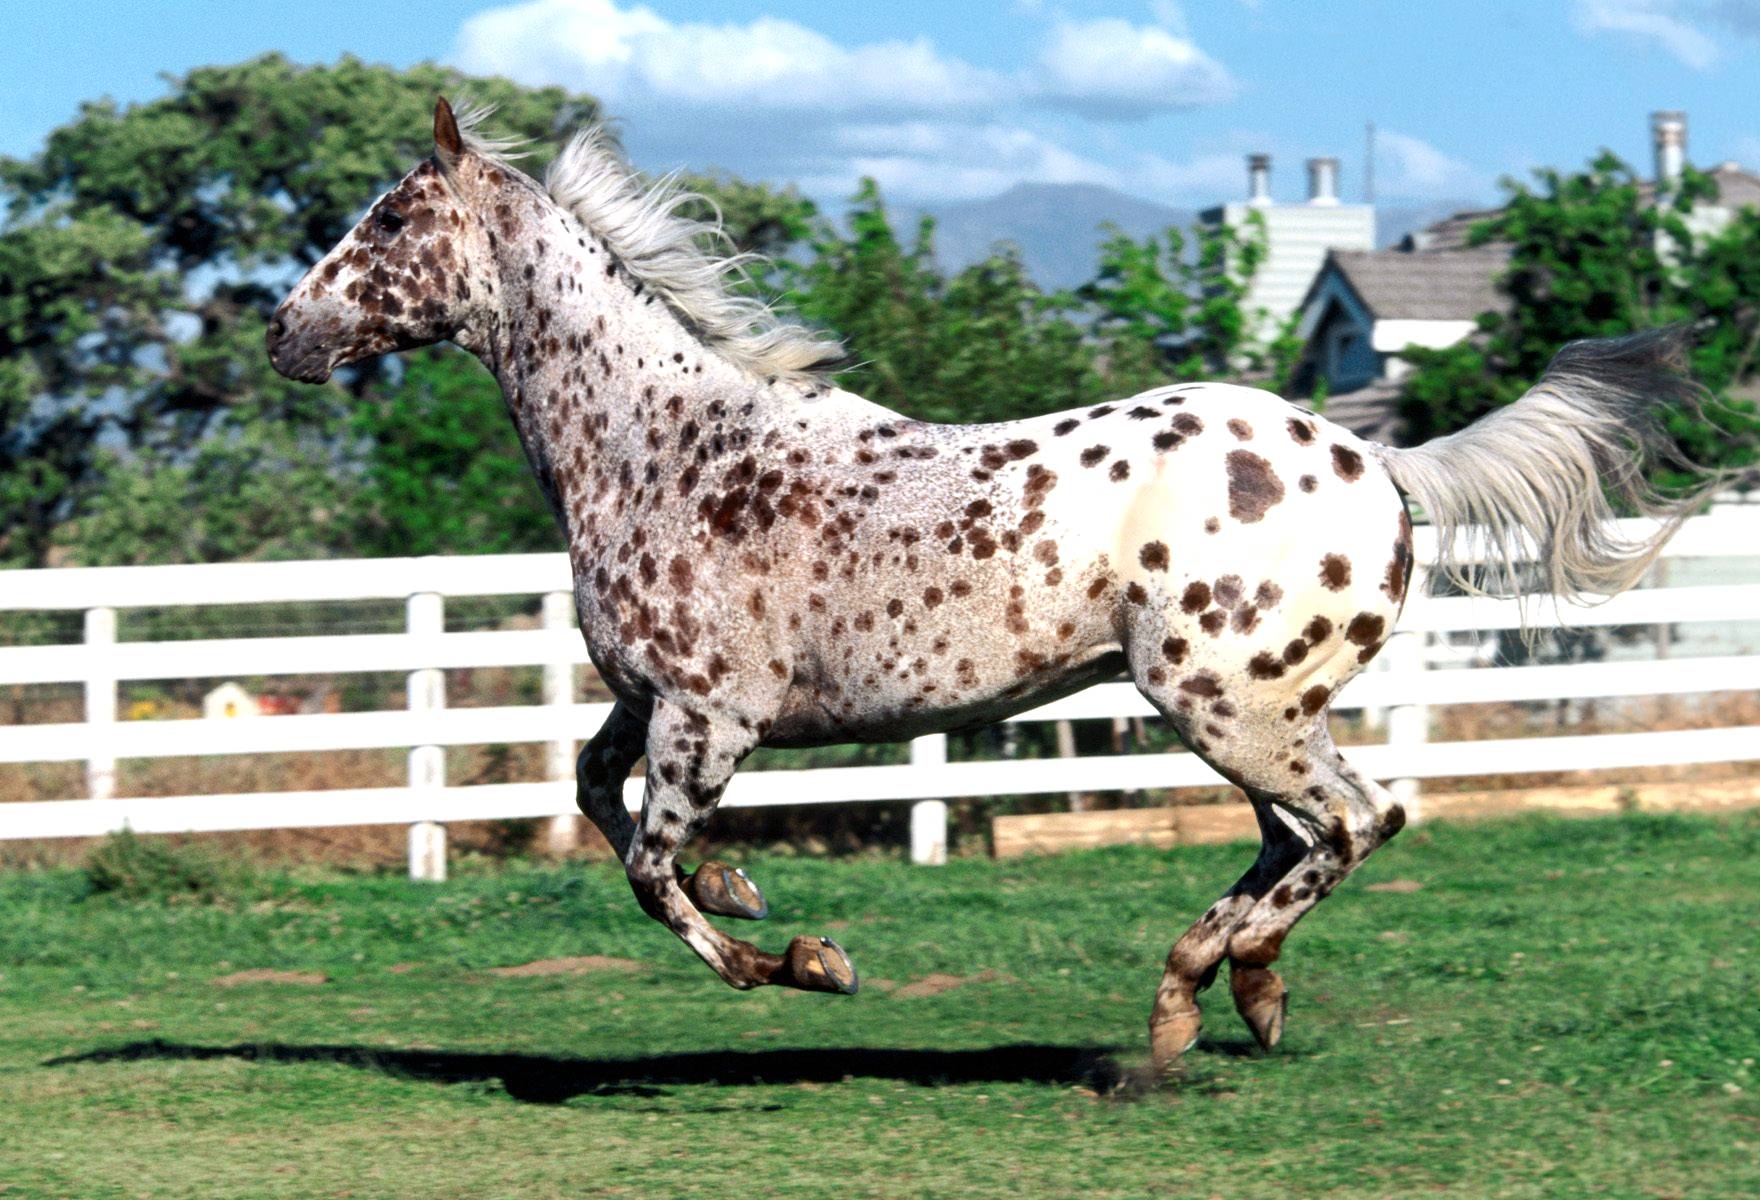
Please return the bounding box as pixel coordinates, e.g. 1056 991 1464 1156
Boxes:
268 316 288 342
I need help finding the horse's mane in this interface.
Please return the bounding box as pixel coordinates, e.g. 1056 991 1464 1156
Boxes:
454 104 844 385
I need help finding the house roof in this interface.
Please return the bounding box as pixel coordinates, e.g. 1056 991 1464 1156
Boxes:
1321 246 1512 322
1309 380 1405 444
1397 208 1503 252
1639 163 1760 210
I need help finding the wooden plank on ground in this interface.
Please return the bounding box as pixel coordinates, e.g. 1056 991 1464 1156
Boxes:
991 777 1760 859
1423 777 1760 823
992 804 1256 859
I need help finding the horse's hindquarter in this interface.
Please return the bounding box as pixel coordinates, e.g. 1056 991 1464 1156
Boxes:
757 384 1410 747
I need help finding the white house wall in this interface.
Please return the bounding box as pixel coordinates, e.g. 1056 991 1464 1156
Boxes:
1210 202 1376 336
1371 319 1479 353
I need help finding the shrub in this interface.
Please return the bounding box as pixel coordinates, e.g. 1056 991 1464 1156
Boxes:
82 829 227 902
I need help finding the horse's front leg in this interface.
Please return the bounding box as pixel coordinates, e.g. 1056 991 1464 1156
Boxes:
623 696 857 994
577 699 768 922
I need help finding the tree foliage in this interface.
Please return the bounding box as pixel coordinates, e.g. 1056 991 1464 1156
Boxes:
1397 152 1759 480
0 55 596 566
5 58 1279 568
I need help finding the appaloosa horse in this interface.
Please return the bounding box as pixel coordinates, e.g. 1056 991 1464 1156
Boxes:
270 100 1708 1070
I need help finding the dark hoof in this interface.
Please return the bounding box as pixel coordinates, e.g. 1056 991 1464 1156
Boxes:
786 935 859 995
1230 963 1287 1051
685 862 769 921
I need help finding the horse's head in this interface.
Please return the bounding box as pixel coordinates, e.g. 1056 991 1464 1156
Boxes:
268 98 496 383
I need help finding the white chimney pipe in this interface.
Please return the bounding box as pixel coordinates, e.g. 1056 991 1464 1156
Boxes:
1307 156 1340 205
1652 110 1686 190
1247 153 1272 205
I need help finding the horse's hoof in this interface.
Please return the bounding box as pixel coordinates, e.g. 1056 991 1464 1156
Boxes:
786 935 859 995
685 862 769 921
1149 1007 1202 1074
1230 964 1287 1051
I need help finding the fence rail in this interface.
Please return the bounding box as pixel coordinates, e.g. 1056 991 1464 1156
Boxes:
4 505 1758 877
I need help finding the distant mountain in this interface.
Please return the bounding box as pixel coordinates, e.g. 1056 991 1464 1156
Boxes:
909 184 1486 290
914 183 1194 290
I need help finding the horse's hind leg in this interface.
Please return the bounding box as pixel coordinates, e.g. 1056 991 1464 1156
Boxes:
577 701 768 921
622 697 856 994
1225 731 1406 1049
1145 789 1308 1064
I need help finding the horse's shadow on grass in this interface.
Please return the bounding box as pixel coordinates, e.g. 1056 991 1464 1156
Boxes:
48 1039 1131 1104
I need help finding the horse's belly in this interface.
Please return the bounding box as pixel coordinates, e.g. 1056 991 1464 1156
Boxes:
763 643 1126 747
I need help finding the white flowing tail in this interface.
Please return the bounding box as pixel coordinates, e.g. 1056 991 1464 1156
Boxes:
1376 327 1716 605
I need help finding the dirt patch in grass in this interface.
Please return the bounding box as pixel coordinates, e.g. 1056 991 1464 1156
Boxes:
212 969 327 987
483 955 644 978
894 969 1010 998
1364 879 1423 893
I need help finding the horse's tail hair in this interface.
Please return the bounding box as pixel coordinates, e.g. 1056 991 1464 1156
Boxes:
1375 326 1718 610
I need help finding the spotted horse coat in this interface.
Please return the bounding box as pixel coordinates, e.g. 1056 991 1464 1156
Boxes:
270 100 1711 1073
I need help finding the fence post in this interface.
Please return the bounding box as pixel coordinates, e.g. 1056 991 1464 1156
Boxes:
407 591 447 882
541 590 580 855
908 734 948 865
84 607 118 804
1384 594 1429 825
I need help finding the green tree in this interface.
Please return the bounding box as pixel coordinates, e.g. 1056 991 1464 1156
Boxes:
0 54 598 567
346 350 558 558
1397 152 1758 478
1081 210 1291 393
786 180 1105 424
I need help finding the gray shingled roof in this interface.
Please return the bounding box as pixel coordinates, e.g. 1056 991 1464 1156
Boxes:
1638 163 1760 210
1326 246 1512 322
1398 208 1502 252
1309 380 1404 444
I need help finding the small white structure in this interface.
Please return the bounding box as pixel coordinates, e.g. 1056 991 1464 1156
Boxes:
1200 153 1377 341
203 681 258 720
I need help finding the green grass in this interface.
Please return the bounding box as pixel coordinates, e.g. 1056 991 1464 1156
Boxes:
1 814 1756 1199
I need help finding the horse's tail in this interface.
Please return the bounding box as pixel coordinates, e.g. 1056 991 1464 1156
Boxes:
1375 326 1717 606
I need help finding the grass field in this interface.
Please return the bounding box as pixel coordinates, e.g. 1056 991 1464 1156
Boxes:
1 813 1756 1199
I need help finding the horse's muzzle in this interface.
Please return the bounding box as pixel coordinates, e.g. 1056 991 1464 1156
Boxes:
265 311 335 384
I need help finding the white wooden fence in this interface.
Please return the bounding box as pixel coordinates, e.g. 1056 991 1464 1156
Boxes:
3 506 1758 878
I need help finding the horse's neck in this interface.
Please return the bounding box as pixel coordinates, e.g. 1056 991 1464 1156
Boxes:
473 199 799 536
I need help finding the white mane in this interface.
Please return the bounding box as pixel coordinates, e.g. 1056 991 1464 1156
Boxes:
455 106 843 385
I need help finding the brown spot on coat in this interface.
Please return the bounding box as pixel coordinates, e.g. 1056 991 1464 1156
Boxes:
1139 541 1170 571
1331 444 1364 481
1346 612 1388 661
1225 450 1285 523
1248 652 1285 679
1320 554 1351 591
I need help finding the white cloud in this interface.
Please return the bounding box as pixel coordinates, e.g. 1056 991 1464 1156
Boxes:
459 1 1484 209
808 122 1121 204
1572 0 1760 68
455 0 1003 121
1372 130 1490 201
1034 16 1239 119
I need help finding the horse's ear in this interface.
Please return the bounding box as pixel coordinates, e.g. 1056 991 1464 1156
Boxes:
434 96 464 166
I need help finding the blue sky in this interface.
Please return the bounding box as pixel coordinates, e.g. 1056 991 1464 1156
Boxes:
4 1 1759 209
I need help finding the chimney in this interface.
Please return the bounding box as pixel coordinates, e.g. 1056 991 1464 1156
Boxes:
1307 156 1340 205
1247 153 1272 205
1652 110 1686 189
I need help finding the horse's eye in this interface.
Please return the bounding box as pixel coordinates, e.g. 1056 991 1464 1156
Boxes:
376 209 406 235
